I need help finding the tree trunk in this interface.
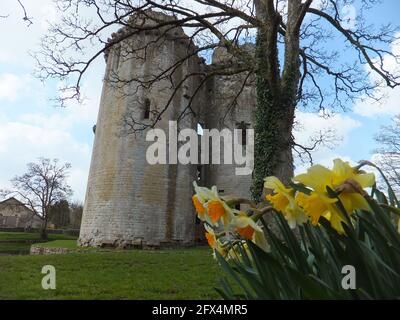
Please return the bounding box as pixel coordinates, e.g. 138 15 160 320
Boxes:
251 0 301 202
250 69 295 201
40 219 48 240
251 35 295 200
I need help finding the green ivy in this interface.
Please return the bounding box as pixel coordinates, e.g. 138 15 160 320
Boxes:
251 32 285 201
250 27 299 202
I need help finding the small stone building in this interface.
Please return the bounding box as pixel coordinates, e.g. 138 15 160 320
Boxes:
0 197 42 229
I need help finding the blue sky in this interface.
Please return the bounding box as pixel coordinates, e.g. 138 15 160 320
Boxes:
0 0 399 202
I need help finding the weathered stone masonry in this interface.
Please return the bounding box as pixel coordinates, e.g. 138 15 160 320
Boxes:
78 12 256 249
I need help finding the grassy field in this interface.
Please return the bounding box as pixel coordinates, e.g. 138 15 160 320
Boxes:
0 246 224 300
0 231 77 255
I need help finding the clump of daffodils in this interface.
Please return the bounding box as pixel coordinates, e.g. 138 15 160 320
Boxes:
266 158 375 233
193 158 379 257
192 183 269 259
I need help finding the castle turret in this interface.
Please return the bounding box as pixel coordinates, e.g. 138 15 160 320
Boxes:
79 12 204 248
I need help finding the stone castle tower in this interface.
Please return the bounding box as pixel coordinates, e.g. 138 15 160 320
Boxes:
78 12 256 248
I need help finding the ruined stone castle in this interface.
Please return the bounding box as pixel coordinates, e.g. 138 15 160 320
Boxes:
78 12 256 248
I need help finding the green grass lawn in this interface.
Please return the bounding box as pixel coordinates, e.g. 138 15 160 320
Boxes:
0 247 225 299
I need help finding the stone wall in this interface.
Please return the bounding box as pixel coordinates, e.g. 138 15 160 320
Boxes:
79 13 203 248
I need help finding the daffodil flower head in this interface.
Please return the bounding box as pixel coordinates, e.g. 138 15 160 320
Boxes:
296 191 336 225
204 224 229 259
204 223 217 248
264 176 308 228
331 159 375 189
193 181 219 202
231 212 263 240
264 176 292 213
192 194 206 220
293 159 376 233
192 181 234 227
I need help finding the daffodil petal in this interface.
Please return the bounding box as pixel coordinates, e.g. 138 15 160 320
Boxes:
353 172 375 188
264 176 288 193
294 165 332 193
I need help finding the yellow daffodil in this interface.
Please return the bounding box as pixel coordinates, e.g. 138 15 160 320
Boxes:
293 158 376 232
204 224 217 248
193 181 219 203
252 227 270 252
192 195 206 220
296 192 336 225
232 212 263 240
331 159 375 189
192 181 234 228
204 224 228 258
264 176 308 228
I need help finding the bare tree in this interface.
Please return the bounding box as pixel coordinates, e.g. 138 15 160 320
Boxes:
1 158 73 239
34 0 400 200
375 114 400 194
0 0 33 25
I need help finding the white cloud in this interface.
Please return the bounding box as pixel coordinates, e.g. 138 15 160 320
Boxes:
18 81 101 131
0 1 104 202
0 73 29 101
0 74 100 201
294 111 361 172
294 111 361 146
341 4 357 30
0 116 92 201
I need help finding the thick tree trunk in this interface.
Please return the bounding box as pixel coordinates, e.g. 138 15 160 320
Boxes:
251 0 302 202
250 69 295 201
40 219 48 240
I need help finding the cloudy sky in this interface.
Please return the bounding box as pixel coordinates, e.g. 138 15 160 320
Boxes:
0 0 399 202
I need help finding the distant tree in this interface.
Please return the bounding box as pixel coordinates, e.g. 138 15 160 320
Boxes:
375 115 400 194
49 199 71 229
70 202 84 230
1 158 73 239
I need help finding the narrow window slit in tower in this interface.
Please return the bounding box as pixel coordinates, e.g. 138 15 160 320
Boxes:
113 46 121 71
144 98 151 119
